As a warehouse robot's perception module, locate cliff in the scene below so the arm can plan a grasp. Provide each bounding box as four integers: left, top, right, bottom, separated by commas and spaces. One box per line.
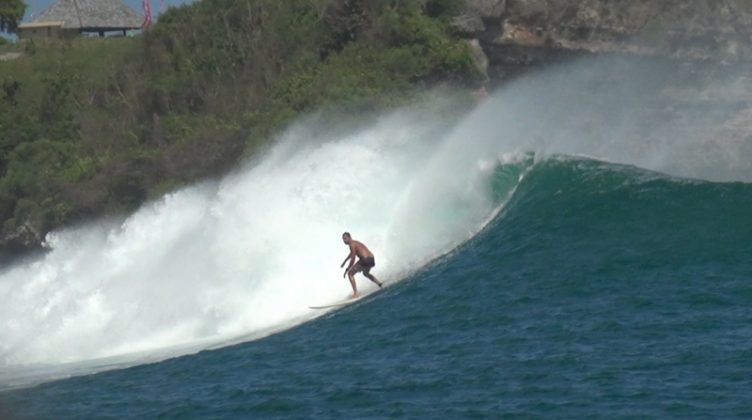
455, 0, 752, 84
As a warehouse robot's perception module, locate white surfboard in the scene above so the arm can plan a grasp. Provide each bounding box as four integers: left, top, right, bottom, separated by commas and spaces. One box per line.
309, 295, 364, 309
309, 283, 385, 309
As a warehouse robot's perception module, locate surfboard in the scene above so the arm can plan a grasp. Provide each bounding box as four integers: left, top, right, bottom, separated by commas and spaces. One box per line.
309, 295, 364, 309
309, 283, 385, 309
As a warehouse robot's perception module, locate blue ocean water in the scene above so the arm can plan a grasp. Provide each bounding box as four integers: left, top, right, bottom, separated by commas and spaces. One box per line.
2, 157, 751, 418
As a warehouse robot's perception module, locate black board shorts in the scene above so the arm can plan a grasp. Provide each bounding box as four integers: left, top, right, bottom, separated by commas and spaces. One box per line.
358, 256, 375, 269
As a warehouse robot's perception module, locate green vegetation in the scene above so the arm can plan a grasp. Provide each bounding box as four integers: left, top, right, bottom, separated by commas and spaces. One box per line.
0, 0, 483, 253
0, 0, 25, 33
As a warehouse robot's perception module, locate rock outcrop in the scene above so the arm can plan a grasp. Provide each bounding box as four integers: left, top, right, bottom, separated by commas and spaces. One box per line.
455, 0, 752, 83
0, 221, 44, 264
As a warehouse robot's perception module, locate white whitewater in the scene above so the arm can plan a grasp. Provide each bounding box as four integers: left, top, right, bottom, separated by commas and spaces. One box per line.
0, 108, 510, 388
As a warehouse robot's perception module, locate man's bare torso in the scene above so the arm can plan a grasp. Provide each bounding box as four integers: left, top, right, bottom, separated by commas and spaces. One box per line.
349, 240, 374, 259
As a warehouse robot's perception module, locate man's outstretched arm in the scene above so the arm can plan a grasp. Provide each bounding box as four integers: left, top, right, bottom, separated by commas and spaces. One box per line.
340, 252, 352, 268
342, 250, 356, 277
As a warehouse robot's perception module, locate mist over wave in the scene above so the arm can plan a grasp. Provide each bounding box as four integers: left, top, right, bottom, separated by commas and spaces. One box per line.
460, 56, 752, 183
1, 54, 750, 388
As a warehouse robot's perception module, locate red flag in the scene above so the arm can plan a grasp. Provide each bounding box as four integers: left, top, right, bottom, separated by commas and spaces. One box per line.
141, 0, 152, 30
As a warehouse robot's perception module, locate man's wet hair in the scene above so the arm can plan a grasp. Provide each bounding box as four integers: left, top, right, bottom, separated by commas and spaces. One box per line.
342, 232, 351, 238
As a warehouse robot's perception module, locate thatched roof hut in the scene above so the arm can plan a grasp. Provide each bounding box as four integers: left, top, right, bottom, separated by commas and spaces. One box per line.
19, 0, 142, 38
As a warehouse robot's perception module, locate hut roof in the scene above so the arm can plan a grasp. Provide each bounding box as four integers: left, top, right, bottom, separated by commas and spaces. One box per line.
25, 0, 142, 30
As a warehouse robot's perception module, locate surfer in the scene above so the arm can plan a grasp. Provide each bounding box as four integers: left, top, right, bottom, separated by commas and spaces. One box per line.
340, 232, 383, 297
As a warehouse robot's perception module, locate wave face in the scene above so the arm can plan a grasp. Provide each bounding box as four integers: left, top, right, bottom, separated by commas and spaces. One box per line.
497, 156, 752, 269
1, 54, 750, 389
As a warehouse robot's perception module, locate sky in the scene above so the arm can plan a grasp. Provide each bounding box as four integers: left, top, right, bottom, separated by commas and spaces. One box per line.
23, 0, 197, 22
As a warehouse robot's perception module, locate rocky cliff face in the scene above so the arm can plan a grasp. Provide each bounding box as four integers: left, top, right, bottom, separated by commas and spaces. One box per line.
456, 0, 752, 83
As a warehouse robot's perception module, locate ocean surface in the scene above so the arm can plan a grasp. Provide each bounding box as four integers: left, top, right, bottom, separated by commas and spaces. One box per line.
2, 57, 752, 418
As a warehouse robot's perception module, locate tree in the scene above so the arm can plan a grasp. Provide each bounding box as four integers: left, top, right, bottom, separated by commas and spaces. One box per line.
0, 0, 25, 34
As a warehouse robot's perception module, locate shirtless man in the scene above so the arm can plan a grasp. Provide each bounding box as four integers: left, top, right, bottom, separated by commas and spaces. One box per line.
340, 232, 383, 297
